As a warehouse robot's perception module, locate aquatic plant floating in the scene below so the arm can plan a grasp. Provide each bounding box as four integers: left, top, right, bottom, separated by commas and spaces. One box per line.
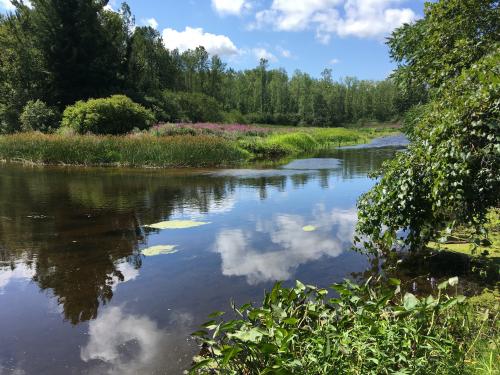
302, 225, 317, 232
142, 245, 178, 257
144, 220, 211, 230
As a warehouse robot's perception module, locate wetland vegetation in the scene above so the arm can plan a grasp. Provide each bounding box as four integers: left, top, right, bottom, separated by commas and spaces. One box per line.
0, 0, 497, 374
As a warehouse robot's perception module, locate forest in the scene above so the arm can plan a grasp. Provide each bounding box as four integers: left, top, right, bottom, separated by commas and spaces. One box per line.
0, 0, 403, 134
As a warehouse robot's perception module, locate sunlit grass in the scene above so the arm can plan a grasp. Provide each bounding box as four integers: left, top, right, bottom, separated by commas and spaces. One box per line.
0, 125, 400, 168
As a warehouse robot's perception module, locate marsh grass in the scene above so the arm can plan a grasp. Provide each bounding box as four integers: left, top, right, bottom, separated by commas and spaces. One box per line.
0, 126, 399, 168
0, 133, 249, 167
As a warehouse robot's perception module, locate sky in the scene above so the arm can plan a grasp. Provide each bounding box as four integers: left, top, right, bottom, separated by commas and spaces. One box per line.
0, 0, 427, 80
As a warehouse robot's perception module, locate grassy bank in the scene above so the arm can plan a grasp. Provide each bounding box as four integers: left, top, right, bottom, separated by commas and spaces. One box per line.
0, 124, 399, 168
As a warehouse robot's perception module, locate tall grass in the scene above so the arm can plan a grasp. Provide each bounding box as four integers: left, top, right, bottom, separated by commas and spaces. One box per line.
0, 133, 250, 167
239, 128, 370, 158
0, 126, 399, 168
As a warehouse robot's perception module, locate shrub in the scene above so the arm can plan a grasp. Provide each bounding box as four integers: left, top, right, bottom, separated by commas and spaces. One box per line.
20, 100, 60, 133
61, 95, 155, 135
191, 278, 471, 374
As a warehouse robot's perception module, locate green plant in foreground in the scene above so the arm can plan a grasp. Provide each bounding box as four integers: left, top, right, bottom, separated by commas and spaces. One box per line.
190, 277, 473, 375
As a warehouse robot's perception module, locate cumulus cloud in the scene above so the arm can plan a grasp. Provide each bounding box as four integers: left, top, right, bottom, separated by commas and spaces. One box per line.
212, 0, 250, 16
253, 47, 278, 62
162, 27, 239, 56
253, 0, 416, 42
214, 207, 358, 284
330, 58, 340, 64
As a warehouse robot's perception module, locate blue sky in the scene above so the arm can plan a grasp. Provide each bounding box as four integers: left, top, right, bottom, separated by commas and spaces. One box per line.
1, 0, 426, 80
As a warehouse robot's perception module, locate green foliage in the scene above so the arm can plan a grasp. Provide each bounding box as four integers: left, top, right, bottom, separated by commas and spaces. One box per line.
28, 0, 124, 106
20, 100, 60, 133
0, 2, 403, 133
0, 133, 250, 167
0, 126, 394, 167
239, 128, 366, 159
389, 0, 499, 92
358, 0, 499, 251
61, 95, 155, 135
176, 91, 223, 123
191, 278, 470, 374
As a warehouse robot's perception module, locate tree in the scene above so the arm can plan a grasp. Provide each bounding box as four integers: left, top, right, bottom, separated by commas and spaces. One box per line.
357, 0, 499, 251
28, 0, 125, 107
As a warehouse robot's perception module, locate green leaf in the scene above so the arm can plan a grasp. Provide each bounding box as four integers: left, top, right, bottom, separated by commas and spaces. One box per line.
403, 293, 419, 310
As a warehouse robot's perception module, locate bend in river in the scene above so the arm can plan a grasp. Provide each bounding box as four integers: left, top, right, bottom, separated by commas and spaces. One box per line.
1, 136, 478, 374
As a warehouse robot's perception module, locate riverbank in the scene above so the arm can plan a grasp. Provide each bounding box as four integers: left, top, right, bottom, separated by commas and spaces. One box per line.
0, 125, 399, 168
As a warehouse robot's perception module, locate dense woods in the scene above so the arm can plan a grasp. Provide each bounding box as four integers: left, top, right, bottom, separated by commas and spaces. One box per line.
0, 0, 402, 134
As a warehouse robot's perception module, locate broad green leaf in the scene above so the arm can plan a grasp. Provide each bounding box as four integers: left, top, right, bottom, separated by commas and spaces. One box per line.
403, 293, 419, 310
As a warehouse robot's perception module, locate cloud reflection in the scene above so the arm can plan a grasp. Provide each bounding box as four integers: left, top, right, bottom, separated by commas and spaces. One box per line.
81, 307, 163, 375
81, 307, 195, 375
0, 263, 35, 293
214, 206, 357, 284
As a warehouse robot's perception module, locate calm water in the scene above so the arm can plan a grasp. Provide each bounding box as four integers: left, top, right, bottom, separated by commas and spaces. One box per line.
0, 136, 409, 374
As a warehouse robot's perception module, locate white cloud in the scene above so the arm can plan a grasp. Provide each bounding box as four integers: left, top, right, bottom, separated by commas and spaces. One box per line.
212, 0, 250, 16
162, 26, 240, 56
330, 58, 340, 64
0, 0, 14, 10
253, 47, 278, 62
214, 207, 358, 284
142, 18, 159, 29
253, 0, 417, 42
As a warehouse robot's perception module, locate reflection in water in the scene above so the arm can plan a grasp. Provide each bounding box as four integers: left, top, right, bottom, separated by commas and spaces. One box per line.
81, 307, 163, 373
81, 306, 197, 375
0, 140, 406, 374
215, 207, 357, 284
0, 262, 35, 292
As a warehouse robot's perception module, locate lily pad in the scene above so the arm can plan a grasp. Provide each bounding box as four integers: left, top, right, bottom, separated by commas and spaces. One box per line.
141, 245, 178, 257
144, 220, 211, 230
302, 225, 317, 232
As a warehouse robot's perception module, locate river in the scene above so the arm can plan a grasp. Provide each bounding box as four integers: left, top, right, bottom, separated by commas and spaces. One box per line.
0, 136, 434, 374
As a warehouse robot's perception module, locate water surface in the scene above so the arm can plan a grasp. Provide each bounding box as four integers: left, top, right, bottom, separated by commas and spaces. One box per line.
1, 137, 407, 374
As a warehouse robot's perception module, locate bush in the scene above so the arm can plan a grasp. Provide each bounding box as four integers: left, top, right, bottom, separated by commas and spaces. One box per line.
191, 278, 470, 374
61, 95, 155, 135
20, 100, 60, 133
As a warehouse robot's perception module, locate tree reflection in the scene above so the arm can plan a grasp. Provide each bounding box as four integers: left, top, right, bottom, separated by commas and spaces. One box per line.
0, 146, 395, 324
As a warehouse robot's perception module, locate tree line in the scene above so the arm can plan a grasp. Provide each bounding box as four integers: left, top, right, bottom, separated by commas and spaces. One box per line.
0, 0, 404, 133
